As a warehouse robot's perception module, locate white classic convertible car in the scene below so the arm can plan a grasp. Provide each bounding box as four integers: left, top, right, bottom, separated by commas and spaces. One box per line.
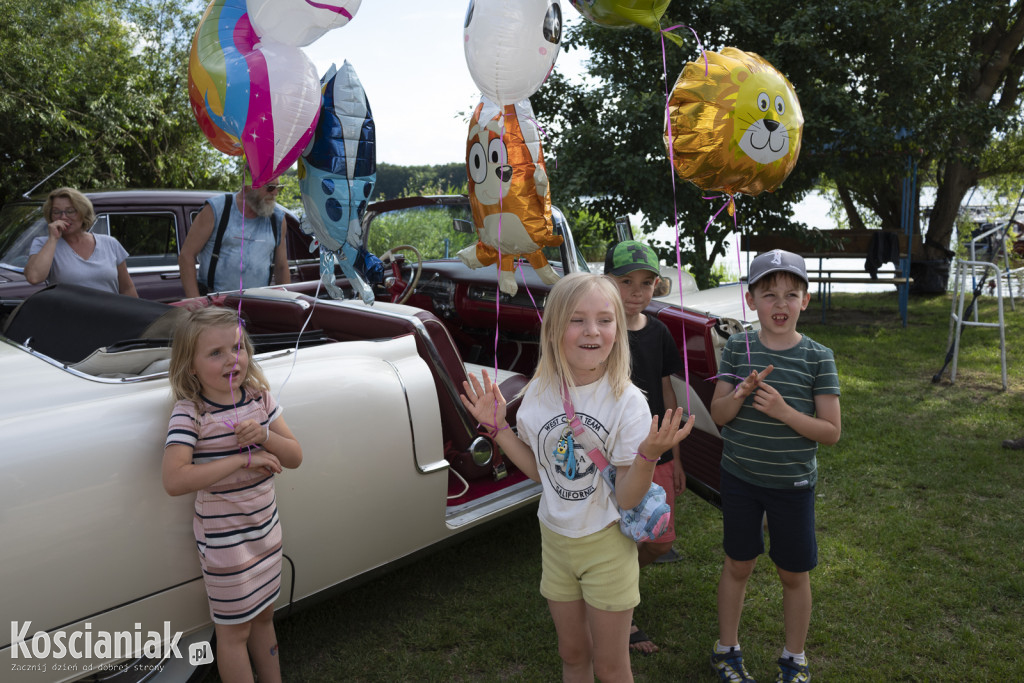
0, 195, 743, 682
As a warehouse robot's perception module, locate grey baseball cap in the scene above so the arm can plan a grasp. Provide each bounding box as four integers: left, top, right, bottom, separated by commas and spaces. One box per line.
747, 249, 808, 286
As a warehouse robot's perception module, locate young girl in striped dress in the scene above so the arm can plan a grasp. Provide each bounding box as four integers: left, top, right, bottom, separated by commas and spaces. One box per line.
163, 307, 302, 683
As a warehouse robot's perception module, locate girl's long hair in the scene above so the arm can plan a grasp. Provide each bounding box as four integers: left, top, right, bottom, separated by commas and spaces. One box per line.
531, 272, 631, 398
168, 307, 270, 414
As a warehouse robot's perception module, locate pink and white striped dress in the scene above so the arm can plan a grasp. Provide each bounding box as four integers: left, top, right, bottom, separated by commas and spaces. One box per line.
166, 388, 283, 625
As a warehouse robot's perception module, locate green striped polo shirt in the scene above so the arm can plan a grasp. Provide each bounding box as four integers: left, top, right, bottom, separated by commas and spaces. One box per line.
718, 332, 840, 490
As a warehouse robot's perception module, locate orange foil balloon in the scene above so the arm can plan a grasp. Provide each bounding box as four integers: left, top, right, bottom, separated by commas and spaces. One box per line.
665, 48, 803, 196
457, 97, 563, 296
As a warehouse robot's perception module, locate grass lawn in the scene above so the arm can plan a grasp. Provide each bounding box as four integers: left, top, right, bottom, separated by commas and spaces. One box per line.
226, 292, 1024, 681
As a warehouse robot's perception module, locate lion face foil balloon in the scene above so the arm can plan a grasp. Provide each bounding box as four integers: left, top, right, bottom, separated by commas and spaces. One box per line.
456, 97, 563, 296
665, 48, 803, 196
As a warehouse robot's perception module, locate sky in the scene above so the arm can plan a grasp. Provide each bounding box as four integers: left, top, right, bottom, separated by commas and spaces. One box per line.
303, 1, 590, 167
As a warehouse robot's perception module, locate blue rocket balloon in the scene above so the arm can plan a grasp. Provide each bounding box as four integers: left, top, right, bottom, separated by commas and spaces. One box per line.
299, 60, 377, 303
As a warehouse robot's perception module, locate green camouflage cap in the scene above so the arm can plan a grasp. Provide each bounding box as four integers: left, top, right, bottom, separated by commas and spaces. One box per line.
604, 241, 660, 276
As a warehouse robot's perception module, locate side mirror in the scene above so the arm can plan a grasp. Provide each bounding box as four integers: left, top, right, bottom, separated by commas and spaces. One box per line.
452, 218, 474, 234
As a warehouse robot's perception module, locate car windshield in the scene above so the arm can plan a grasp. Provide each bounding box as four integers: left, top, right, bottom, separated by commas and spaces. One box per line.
366, 202, 477, 260
0, 201, 104, 271
364, 200, 589, 272
0, 202, 47, 271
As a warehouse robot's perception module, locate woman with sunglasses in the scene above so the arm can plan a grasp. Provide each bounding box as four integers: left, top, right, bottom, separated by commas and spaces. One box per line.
178, 180, 291, 298
25, 187, 138, 296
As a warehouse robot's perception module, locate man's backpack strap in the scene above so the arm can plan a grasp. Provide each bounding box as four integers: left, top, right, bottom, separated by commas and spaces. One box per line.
205, 193, 234, 293
268, 210, 281, 281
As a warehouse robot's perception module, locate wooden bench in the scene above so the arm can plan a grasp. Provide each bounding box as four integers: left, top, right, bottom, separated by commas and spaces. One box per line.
741, 229, 923, 324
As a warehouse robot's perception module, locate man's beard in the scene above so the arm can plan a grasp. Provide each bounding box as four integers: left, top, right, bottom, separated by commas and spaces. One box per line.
244, 188, 277, 217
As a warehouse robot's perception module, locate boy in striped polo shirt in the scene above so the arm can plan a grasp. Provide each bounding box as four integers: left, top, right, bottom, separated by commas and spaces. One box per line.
708, 250, 842, 683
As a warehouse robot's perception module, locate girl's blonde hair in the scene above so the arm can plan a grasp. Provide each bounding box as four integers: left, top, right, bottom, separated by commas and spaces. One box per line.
43, 187, 96, 227
531, 272, 632, 398
168, 307, 270, 413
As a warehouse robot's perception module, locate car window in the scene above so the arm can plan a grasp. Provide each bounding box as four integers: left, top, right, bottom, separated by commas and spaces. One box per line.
97, 212, 179, 268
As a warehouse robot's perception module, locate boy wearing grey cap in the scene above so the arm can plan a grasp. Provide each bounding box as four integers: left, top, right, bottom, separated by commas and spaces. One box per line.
708, 249, 842, 683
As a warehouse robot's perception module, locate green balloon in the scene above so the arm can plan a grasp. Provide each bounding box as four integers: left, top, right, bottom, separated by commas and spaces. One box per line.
568, 0, 672, 33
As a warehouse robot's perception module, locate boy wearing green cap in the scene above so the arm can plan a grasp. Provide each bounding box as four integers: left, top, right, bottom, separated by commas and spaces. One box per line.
604, 240, 686, 654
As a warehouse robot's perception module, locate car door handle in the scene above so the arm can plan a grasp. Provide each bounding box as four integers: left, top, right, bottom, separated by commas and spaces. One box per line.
160, 272, 181, 280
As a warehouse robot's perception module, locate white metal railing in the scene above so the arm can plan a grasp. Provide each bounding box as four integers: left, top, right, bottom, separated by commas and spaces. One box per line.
947, 259, 1007, 390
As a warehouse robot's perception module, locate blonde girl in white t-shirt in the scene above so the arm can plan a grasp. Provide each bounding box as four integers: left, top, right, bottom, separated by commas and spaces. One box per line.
461, 272, 694, 682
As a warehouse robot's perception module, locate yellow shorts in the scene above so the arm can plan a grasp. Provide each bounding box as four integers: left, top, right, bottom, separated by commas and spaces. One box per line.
539, 521, 640, 612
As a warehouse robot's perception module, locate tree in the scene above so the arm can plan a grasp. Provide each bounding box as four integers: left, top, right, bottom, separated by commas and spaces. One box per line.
0, 0, 234, 208
533, 1, 1024, 285
754, 1, 1024, 259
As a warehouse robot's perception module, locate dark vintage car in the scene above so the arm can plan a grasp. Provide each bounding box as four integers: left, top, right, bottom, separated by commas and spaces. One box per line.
0, 193, 741, 682
0, 190, 320, 302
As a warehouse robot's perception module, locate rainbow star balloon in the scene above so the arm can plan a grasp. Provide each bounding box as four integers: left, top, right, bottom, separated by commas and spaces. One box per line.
188, 0, 321, 187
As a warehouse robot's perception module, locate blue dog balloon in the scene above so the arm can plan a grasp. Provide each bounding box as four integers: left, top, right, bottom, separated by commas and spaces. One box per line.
299, 60, 376, 303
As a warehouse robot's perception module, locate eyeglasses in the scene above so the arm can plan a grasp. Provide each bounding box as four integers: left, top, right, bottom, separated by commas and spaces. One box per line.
262, 184, 282, 192
52, 208, 78, 217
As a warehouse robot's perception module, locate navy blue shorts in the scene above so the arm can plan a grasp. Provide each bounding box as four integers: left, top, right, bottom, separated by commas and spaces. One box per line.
720, 469, 818, 573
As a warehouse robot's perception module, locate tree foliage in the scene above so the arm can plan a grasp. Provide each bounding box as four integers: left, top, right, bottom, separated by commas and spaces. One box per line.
0, 0, 235, 208
533, 0, 1024, 285
375, 163, 467, 200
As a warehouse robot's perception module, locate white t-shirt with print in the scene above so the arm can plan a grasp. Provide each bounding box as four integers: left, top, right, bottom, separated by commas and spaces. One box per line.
516, 375, 651, 538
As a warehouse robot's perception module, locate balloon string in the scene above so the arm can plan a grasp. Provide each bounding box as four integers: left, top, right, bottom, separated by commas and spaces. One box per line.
701, 194, 734, 233
274, 277, 321, 405
492, 110, 506, 392
516, 261, 545, 326
229, 165, 248, 456
708, 372, 746, 383
660, 24, 708, 76
731, 205, 753, 366
525, 116, 556, 171
660, 26, 691, 414
700, 194, 752, 365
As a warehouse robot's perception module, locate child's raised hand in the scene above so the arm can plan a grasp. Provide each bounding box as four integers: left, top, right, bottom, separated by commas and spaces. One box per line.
234, 419, 268, 449
460, 370, 507, 432
637, 408, 696, 461
733, 364, 774, 399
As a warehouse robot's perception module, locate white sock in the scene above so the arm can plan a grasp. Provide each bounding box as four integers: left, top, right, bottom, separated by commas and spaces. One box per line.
782, 647, 806, 665
716, 640, 740, 654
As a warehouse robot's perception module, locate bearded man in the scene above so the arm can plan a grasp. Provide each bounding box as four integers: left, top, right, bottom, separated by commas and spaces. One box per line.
179, 181, 292, 297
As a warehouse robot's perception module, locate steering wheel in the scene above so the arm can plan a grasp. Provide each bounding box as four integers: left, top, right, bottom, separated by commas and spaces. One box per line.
379, 244, 423, 305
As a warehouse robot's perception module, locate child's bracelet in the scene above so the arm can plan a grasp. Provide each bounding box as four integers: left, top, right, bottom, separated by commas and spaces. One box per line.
634, 451, 658, 464
261, 426, 270, 445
